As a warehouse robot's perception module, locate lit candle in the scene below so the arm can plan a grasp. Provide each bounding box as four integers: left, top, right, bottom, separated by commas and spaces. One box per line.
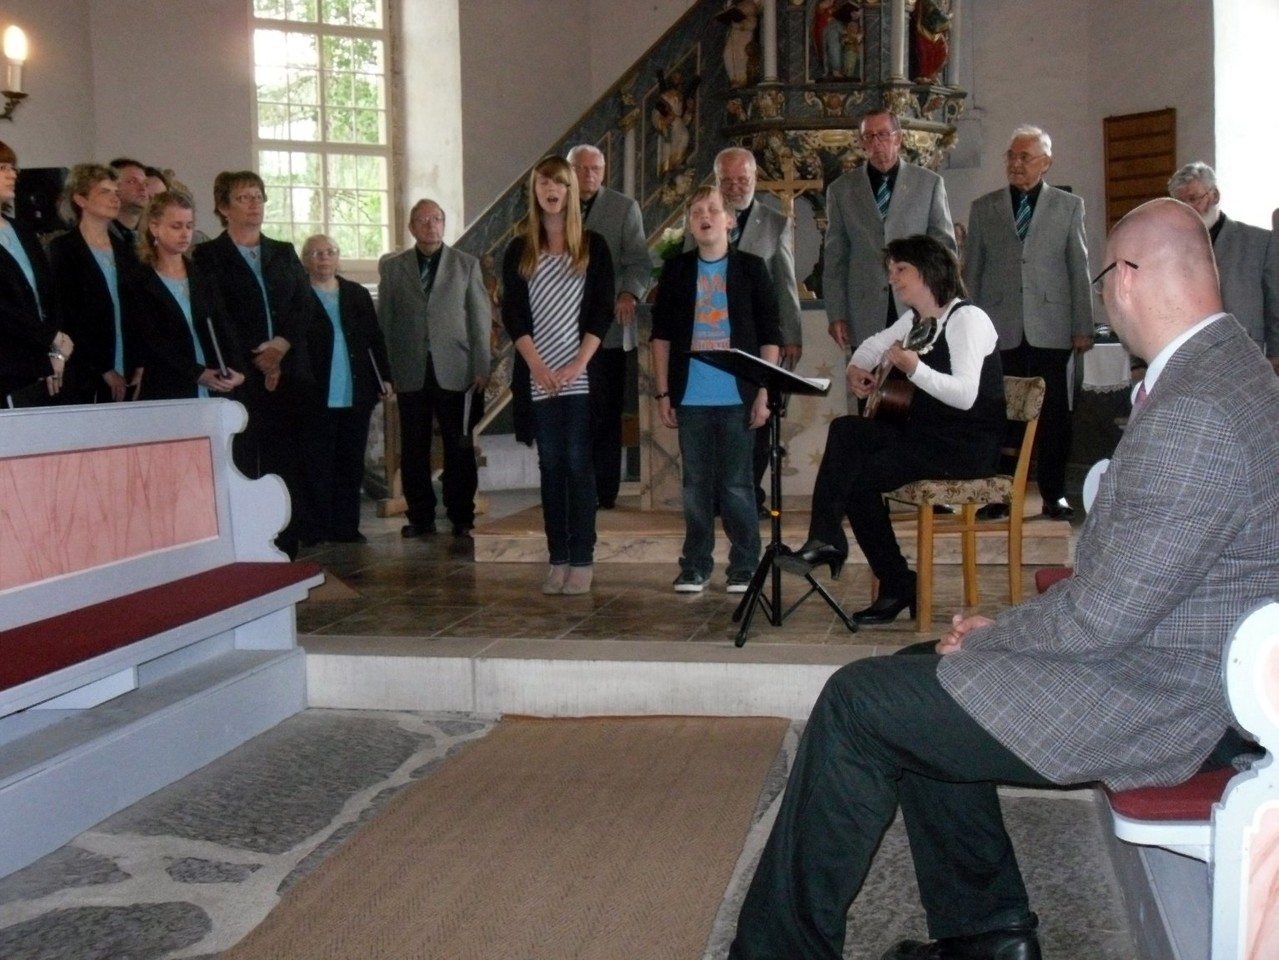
4, 26, 28, 94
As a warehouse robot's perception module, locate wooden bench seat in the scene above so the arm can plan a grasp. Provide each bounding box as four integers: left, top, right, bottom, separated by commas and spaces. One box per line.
0, 399, 324, 877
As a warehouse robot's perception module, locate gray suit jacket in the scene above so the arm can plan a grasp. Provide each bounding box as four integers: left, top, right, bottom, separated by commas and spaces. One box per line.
822, 162, 955, 346
1214, 215, 1279, 357
376, 244, 490, 393
963, 183, 1093, 350
940, 316, 1279, 790
583, 187, 651, 350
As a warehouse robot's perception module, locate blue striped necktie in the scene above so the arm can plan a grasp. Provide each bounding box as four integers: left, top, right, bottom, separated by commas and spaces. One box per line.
420, 259, 433, 298
1015, 193, 1032, 241
875, 178, 891, 220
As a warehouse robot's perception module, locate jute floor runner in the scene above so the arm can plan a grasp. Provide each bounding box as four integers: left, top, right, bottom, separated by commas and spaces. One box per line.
223, 715, 789, 960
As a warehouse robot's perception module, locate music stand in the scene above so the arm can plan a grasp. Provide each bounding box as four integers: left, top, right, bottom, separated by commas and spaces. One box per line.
692, 349, 858, 646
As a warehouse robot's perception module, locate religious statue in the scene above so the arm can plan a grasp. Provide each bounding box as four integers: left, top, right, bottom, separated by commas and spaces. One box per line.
717, 0, 760, 88
651, 68, 700, 176
912, 0, 952, 84
811, 1, 861, 81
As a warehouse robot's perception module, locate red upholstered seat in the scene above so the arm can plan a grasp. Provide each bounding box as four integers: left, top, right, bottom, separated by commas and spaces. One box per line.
0, 562, 322, 692
1104, 766, 1236, 822
1034, 566, 1073, 594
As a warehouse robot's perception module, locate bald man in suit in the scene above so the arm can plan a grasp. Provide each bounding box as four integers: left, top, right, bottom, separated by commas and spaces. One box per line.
964, 125, 1093, 521
823, 109, 955, 351
730, 196, 1279, 960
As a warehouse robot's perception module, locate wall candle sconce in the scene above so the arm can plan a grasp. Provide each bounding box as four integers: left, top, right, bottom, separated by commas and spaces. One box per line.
2, 26, 28, 122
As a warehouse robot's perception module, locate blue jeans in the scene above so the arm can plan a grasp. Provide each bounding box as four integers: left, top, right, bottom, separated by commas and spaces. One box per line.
676, 404, 759, 580
533, 393, 596, 566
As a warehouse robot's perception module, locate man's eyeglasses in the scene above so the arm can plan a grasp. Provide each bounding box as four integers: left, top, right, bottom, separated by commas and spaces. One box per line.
718, 177, 753, 188
1091, 259, 1139, 294
233, 193, 266, 205
1005, 151, 1047, 165
304, 247, 339, 258
412, 215, 444, 226
862, 132, 900, 143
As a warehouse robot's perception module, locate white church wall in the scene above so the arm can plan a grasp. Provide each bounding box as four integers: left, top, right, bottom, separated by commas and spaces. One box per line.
88, 0, 255, 239
0, 1, 96, 171
459, 0, 693, 222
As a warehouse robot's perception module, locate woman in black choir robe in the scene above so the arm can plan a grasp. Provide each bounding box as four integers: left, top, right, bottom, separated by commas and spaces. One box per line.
0, 139, 73, 407
127, 191, 245, 401
49, 163, 144, 403
296, 233, 394, 545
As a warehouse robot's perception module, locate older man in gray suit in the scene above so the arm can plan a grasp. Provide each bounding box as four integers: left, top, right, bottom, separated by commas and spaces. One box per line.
711, 146, 803, 515
1169, 161, 1279, 373
823, 109, 955, 351
568, 144, 651, 509
965, 125, 1093, 521
378, 199, 490, 538
729, 197, 1279, 960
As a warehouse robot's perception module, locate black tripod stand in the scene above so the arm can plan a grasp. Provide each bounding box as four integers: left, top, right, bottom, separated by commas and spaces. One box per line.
691, 350, 858, 647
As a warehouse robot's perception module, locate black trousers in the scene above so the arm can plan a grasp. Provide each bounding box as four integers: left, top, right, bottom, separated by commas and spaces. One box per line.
398, 358, 478, 529
298, 404, 375, 541
233, 385, 308, 559
1000, 342, 1072, 504
588, 346, 626, 506
807, 416, 996, 596
728, 645, 1051, 960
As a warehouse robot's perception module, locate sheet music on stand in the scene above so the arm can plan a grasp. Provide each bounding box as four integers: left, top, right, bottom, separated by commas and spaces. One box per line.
692, 348, 830, 396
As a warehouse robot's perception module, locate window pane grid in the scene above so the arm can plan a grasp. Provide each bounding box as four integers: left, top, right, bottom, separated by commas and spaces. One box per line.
251, 0, 389, 261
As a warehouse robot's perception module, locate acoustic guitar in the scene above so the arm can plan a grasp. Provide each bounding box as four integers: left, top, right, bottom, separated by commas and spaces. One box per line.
863, 312, 937, 423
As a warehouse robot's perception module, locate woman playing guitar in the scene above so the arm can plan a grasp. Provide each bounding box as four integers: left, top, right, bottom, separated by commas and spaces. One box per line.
781, 235, 1005, 624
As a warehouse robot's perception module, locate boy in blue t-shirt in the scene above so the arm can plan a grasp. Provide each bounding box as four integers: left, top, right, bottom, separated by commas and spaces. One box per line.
651, 186, 782, 593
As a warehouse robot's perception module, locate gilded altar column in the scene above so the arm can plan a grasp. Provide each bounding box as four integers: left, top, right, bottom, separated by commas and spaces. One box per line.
618, 85, 640, 198
889, 0, 908, 81
762, 0, 778, 83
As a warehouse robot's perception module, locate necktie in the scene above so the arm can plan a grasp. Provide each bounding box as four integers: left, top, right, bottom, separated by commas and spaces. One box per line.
1015, 193, 1032, 241
730, 210, 744, 246
419, 259, 433, 298
1133, 380, 1149, 411
875, 178, 891, 220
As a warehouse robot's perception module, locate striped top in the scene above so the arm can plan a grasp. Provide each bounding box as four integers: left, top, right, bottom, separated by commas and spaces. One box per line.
528, 252, 588, 401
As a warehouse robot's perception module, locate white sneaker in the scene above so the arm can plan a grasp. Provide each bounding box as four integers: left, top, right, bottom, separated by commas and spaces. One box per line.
673, 570, 708, 593
726, 575, 751, 593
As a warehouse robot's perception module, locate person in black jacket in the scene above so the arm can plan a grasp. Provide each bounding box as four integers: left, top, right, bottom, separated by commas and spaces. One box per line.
194, 170, 316, 557
297, 234, 393, 545
501, 155, 615, 596
49, 163, 143, 404
128, 191, 244, 401
0, 139, 72, 407
650, 186, 781, 594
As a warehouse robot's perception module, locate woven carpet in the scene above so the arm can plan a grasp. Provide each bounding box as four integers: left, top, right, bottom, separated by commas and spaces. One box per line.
222, 715, 789, 960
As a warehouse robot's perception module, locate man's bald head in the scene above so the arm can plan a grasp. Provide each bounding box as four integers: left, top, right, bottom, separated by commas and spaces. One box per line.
1102, 198, 1222, 360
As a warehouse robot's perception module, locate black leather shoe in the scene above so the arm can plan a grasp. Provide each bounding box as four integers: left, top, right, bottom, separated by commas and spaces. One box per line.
1041, 498, 1074, 521
853, 593, 917, 624
778, 539, 846, 579
880, 914, 1041, 960
401, 522, 437, 538
977, 504, 1009, 521
452, 524, 474, 537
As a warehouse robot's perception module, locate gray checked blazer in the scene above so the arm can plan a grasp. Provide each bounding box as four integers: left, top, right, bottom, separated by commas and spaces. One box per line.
822, 162, 955, 346
685, 195, 803, 346
939, 316, 1279, 791
1213, 215, 1279, 357
376, 244, 490, 394
963, 183, 1093, 350
582, 187, 652, 350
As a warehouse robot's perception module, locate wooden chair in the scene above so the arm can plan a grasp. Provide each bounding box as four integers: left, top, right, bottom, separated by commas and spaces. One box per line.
883, 375, 1046, 631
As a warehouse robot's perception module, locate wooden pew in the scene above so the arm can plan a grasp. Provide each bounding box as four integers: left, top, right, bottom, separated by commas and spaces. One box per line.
0, 399, 323, 877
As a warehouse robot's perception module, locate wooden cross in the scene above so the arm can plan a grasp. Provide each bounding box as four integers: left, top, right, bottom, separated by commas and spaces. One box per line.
755, 155, 823, 221
755, 155, 824, 298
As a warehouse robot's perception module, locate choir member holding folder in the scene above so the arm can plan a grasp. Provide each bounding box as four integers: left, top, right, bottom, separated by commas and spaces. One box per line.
127, 191, 244, 400
296, 233, 393, 545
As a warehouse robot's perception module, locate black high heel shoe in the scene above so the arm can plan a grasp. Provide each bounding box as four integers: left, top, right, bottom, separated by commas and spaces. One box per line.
778, 539, 847, 580
852, 594, 917, 625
